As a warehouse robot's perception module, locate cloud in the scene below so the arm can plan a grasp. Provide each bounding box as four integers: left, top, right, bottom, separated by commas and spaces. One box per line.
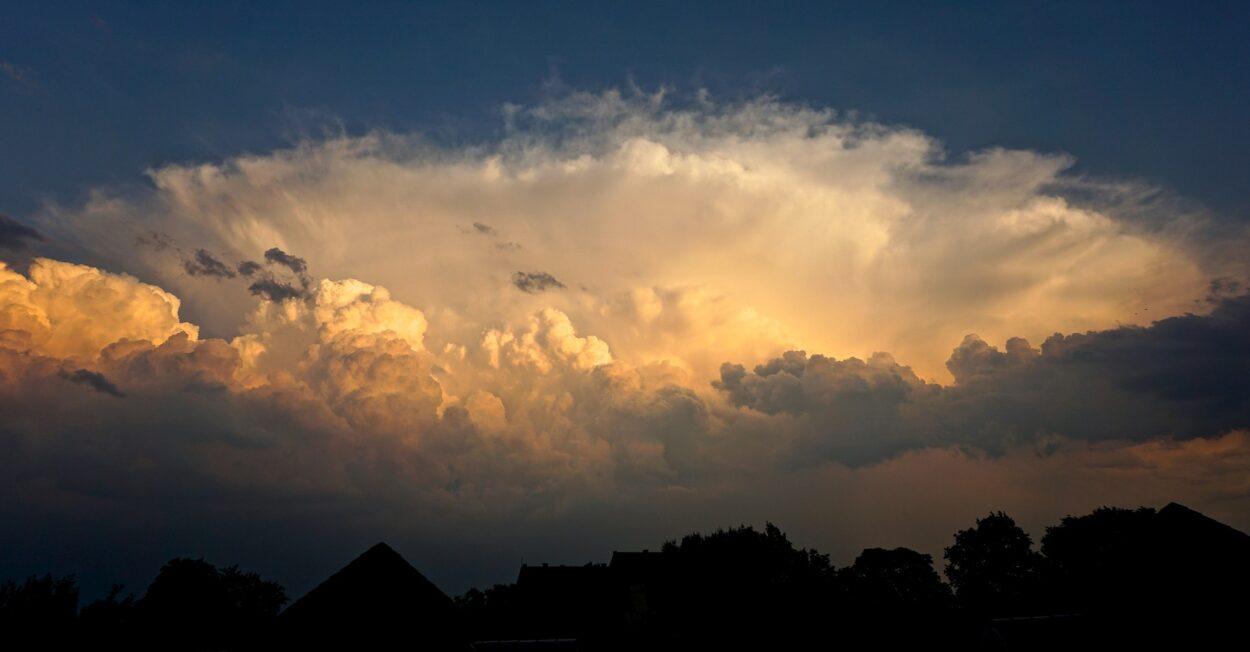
247, 278, 305, 302
58, 368, 125, 397
715, 293, 1250, 464
9, 87, 1245, 503
242, 277, 430, 353
0, 61, 38, 94
7, 249, 1242, 494
938, 294, 1250, 444
1, 61, 30, 83
134, 231, 174, 252
512, 271, 565, 293
264, 247, 308, 277
715, 350, 938, 465
36, 89, 1237, 383
237, 260, 262, 277
183, 249, 237, 279
0, 214, 43, 250
480, 307, 610, 372
0, 259, 197, 360
1, 252, 1249, 600
7, 88, 1250, 594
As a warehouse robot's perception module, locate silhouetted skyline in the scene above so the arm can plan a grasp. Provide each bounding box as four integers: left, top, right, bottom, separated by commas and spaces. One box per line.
4, 502, 1247, 649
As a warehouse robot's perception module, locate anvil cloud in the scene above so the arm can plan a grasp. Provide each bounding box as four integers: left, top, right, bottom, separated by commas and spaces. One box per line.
4, 91, 1249, 591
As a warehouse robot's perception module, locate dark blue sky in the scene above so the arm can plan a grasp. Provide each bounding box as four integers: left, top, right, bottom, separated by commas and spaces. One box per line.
2, 1, 1248, 221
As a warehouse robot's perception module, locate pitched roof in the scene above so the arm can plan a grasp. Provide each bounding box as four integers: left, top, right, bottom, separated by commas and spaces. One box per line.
1158, 502, 1250, 545
279, 542, 464, 649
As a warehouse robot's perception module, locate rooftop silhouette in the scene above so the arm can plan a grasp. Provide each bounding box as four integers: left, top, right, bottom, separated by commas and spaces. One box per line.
3, 503, 1248, 650
277, 542, 465, 651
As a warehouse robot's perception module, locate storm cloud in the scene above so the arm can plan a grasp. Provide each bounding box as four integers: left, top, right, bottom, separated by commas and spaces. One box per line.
264, 247, 308, 277
716, 294, 1250, 464
512, 271, 566, 294
247, 278, 307, 302
183, 249, 236, 279
4, 89, 1250, 597
58, 368, 125, 397
236, 260, 262, 277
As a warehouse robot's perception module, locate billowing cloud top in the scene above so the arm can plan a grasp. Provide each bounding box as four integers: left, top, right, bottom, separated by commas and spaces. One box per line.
4, 91, 1250, 588
1, 259, 197, 360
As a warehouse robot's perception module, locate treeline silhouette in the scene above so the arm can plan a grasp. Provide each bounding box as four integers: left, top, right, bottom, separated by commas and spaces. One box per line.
1, 558, 286, 651
460, 504, 1250, 649
3, 502, 1247, 650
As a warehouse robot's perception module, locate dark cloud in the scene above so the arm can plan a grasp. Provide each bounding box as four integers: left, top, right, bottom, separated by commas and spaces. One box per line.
236, 261, 262, 277
472, 222, 494, 235
0, 214, 44, 250
941, 293, 1250, 440
264, 247, 308, 276
134, 231, 173, 252
512, 271, 566, 293
715, 351, 938, 465
182, 249, 236, 279
1208, 277, 1244, 302
3, 279, 1249, 603
716, 295, 1250, 465
248, 278, 306, 302
58, 368, 124, 398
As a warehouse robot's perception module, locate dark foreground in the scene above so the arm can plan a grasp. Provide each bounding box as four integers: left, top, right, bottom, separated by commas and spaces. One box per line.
3, 502, 1248, 650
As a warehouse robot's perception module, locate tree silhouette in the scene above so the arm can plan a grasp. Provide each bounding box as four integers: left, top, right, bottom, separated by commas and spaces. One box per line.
79, 584, 137, 647
0, 574, 79, 648
647, 523, 837, 647
841, 547, 951, 609
4, 502, 1248, 649
944, 511, 1042, 615
1040, 506, 1156, 611
456, 582, 524, 641
138, 558, 287, 651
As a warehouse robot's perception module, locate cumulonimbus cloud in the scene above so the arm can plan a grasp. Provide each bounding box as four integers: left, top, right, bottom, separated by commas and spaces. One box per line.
4, 89, 1250, 573
2, 250, 1247, 498
35, 89, 1241, 383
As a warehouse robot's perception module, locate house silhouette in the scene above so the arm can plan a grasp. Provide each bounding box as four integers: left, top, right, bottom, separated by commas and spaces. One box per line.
276, 542, 466, 651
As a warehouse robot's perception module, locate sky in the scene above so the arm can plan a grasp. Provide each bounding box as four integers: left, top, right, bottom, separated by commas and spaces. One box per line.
2, 1, 1250, 600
